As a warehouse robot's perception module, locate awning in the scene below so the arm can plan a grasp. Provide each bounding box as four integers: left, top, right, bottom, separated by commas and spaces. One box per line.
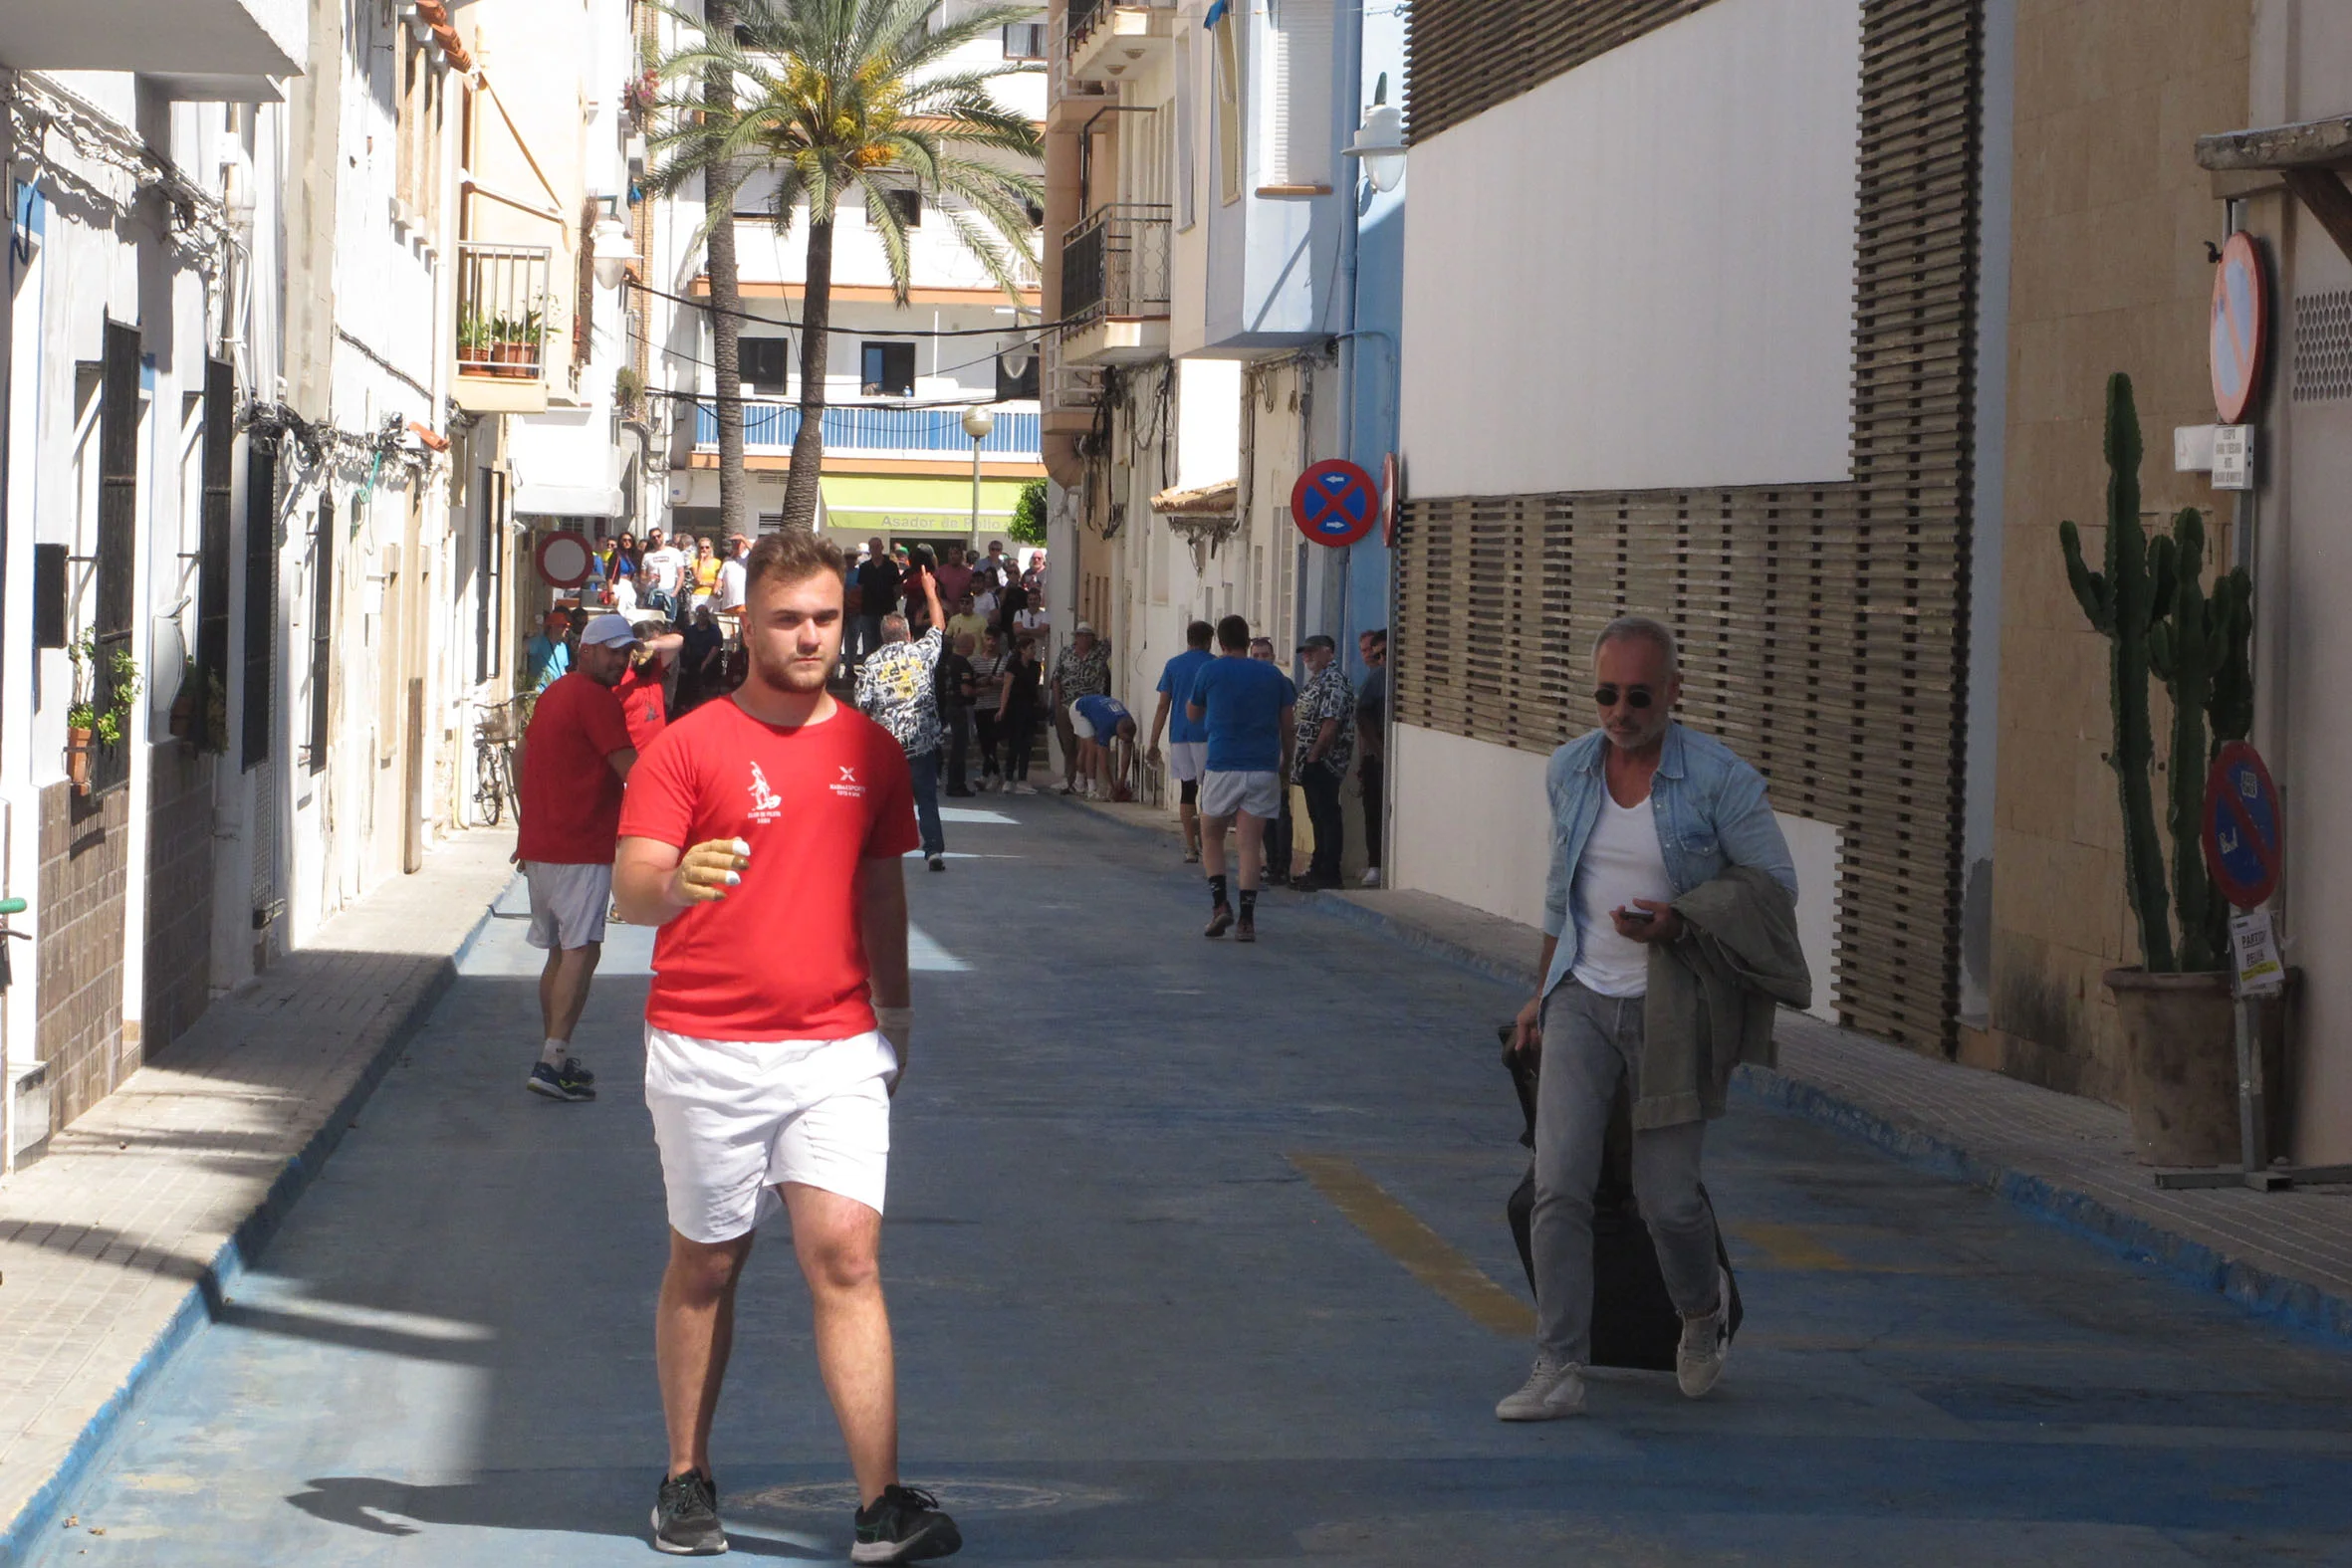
818, 473, 1029, 533
2196, 113, 2352, 265
510, 411, 624, 518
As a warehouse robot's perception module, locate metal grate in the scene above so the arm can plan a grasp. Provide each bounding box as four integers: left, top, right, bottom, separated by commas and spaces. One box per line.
1406, 0, 1720, 144
1395, 0, 1983, 1055
2292, 290, 2352, 401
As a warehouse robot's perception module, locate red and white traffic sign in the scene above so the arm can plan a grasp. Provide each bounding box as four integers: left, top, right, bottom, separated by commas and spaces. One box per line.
536, 530, 595, 589
2210, 231, 2267, 425
1292, 459, 1380, 549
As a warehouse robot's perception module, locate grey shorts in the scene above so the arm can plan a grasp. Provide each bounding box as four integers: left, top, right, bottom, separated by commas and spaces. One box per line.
524, 861, 612, 951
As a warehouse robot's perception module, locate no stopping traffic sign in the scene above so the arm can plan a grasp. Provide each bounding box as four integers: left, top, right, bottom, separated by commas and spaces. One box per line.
1291, 460, 1380, 549
2203, 740, 2283, 910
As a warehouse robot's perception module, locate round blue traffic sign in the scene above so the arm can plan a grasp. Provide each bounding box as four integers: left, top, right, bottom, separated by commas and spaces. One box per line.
2203, 740, 2282, 910
1291, 460, 1380, 548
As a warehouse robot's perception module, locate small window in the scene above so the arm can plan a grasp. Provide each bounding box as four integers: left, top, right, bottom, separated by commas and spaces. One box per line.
741, 336, 791, 393
306, 498, 336, 773
1003, 20, 1047, 59
1211, 3, 1242, 205
866, 188, 922, 229
861, 341, 916, 398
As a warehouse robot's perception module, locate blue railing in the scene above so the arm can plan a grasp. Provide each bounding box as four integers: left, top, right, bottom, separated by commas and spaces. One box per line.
692, 402, 1041, 455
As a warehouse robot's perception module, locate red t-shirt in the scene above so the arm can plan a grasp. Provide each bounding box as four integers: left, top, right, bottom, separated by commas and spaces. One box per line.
614, 660, 669, 752
518, 672, 632, 863
618, 697, 919, 1040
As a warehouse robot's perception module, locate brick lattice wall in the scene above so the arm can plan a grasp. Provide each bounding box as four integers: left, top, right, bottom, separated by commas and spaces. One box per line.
141, 744, 217, 1059
35, 783, 129, 1131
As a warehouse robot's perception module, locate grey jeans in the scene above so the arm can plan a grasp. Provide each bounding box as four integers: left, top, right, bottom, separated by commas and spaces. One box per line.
1531, 981, 1722, 1364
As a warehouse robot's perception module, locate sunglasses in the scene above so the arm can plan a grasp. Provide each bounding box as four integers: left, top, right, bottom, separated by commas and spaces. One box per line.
1592, 685, 1656, 710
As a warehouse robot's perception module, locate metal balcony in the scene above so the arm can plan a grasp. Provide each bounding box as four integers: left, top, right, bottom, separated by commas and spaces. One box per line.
1063, 0, 1175, 85
2, 0, 305, 98
1058, 204, 1171, 363
454, 243, 553, 414
693, 402, 1043, 458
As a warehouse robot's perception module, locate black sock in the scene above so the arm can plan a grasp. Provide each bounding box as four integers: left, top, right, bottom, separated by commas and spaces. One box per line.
1240, 888, 1258, 916
1209, 874, 1229, 907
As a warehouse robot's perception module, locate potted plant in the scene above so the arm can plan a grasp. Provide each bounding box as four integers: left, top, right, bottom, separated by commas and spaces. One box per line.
62, 632, 141, 794
167, 656, 202, 743
458, 309, 495, 374
2060, 372, 2263, 1166
489, 315, 527, 377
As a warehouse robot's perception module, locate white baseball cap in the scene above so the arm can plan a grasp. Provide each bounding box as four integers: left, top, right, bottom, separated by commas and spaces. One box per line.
580, 613, 642, 649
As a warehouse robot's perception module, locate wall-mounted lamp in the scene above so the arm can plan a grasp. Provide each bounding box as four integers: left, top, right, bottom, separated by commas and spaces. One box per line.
1344, 73, 1407, 194
590, 195, 631, 290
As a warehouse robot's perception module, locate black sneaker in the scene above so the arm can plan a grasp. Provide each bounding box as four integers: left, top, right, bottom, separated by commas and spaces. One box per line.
652, 1468, 726, 1555
852, 1483, 961, 1564
526, 1059, 596, 1102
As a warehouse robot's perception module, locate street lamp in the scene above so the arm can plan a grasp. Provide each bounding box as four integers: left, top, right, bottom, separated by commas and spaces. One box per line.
962, 406, 996, 555
1344, 76, 1408, 194
590, 196, 631, 291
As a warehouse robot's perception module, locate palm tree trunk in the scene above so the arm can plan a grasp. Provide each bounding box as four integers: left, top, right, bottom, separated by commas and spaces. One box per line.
780, 216, 833, 532
703, 0, 746, 538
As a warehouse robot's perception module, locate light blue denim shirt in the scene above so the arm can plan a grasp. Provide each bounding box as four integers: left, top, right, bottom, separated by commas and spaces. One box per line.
1540, 722, 1797, 1002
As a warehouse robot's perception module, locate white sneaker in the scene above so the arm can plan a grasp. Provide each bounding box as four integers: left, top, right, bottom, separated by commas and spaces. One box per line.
1360, 867, 1382, 888
1676, 1266, 1732, 1399
1495, 1355, 1585, 1421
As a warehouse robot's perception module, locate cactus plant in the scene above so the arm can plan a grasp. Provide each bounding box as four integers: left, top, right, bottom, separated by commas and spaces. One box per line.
2147, 508, 2254, 972
2060, 374, 2256, 976
2060, 373, 2176, 973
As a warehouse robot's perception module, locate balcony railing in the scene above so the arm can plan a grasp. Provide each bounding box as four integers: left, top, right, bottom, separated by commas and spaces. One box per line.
456, 243, 553, 380
1059, 203, 1172, 323
1066, 0, 1110, 53
693, 402, 1042, 455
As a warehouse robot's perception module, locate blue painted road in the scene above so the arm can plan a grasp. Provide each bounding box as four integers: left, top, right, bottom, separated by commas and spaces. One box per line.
29, 798, 2352, 1564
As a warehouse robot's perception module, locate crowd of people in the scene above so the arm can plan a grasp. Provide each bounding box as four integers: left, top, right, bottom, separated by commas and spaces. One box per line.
503, 514, 1807, 1561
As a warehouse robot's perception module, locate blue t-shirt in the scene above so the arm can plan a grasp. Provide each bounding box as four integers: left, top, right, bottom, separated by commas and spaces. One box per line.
1188, 656, 1293, 774
1073, 693, 1132, 739
1155, 648, 1216, 744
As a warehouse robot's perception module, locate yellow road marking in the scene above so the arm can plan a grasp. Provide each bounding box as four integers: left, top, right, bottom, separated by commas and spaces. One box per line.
1290, 1153, 1535, 1338
1725, 1221, 1967, 1275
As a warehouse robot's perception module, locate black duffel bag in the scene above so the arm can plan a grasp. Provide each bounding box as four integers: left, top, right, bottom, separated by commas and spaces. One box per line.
1502, 1026, 1743, 1372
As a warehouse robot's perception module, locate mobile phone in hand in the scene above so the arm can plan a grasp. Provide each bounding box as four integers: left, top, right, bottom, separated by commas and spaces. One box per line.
1619, 906, 1656, 925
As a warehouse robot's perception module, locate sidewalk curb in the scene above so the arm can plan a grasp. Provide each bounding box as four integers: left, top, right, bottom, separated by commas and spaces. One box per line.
1296, 887, 2352, 1348
0, 881, 509, 1562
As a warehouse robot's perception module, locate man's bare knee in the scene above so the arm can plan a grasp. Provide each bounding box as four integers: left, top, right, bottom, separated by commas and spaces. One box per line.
666, 1232, 751, 1300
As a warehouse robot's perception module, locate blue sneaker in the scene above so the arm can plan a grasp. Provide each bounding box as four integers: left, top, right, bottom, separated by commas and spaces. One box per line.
526, 1059, 596, 1101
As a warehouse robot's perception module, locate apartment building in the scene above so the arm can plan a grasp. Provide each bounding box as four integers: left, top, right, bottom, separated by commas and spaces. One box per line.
653, 0, 1048, 554
0, 0, 308, 1162
1038, 0, 1403, 828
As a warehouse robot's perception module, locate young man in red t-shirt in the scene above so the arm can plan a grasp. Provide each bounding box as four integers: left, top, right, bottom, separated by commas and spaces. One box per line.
517, 613, 642, 1103
613, 531, 958, 1563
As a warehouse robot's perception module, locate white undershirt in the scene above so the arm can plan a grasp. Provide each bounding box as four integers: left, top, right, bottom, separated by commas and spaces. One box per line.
1570, 790, 1674, 999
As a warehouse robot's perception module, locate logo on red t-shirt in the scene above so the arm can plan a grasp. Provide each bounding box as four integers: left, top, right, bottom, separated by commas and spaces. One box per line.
747, 762, 783, 820
832, 766, 865, 799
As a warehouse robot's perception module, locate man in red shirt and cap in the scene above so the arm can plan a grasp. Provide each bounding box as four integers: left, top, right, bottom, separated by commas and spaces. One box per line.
517, 611, 643, 1103
613, 530, 959, 1563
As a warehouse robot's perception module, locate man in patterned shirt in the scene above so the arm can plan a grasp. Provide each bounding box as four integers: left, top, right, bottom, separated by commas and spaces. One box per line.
1292, 633, 1355, 890
1050, 622, 1110, 795
855, 566, 948, 871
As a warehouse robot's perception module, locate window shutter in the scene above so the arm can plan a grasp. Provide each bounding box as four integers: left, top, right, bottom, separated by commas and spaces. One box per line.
1266, 0, 1333, 188
242, 443, 279, 772
196, 359, 235, 752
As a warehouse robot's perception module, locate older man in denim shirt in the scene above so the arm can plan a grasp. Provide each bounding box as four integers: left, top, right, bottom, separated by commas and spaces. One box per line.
1498, 615, 1796, 1422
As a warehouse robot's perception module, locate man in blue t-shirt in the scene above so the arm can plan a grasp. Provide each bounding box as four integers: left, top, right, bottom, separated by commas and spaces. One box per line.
1183, 614, 1295, 944
1070, 692, 1136, 801
1145, 620, 1218, 863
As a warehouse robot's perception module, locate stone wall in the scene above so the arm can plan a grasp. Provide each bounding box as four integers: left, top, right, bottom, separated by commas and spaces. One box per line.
35, 782, 129, 1130
141, 743, 217, 1059
1981, 0, 2252, 1098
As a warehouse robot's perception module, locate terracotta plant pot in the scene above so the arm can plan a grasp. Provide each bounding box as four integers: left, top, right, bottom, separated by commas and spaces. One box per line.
492, 341, 535, 379
2104, 967, 2293, 1167
65, 726, 93, 795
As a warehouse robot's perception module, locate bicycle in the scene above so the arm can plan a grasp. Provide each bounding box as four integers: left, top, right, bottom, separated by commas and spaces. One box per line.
472, 699, 526, 826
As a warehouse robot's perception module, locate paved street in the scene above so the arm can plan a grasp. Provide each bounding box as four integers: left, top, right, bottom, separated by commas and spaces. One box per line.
27, 800, 2352, 1566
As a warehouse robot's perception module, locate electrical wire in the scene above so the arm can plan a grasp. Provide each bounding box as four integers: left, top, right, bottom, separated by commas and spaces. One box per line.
626, 276, 1073, 338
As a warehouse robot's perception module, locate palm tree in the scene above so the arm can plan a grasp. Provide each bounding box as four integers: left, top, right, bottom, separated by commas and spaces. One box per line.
648, 0, 1045, 533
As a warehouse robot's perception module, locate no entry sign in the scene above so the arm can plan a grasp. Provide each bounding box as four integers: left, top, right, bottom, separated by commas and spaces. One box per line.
1291, 459, 1380, 549
537, 530, 595, 588
2203, 740, 2283, 910
2210, 231, 2267, 426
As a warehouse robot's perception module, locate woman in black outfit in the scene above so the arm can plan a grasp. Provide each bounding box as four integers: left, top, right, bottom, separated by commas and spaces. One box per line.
998, 634, 1043, 790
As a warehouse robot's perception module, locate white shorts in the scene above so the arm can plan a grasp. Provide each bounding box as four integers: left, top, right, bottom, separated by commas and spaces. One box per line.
643, 1026, 897, 1241
1070, 708, 1125, 742
1199, 769, 1281, 819
525, 861, 612, 951
1165, 741, 1207, 784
